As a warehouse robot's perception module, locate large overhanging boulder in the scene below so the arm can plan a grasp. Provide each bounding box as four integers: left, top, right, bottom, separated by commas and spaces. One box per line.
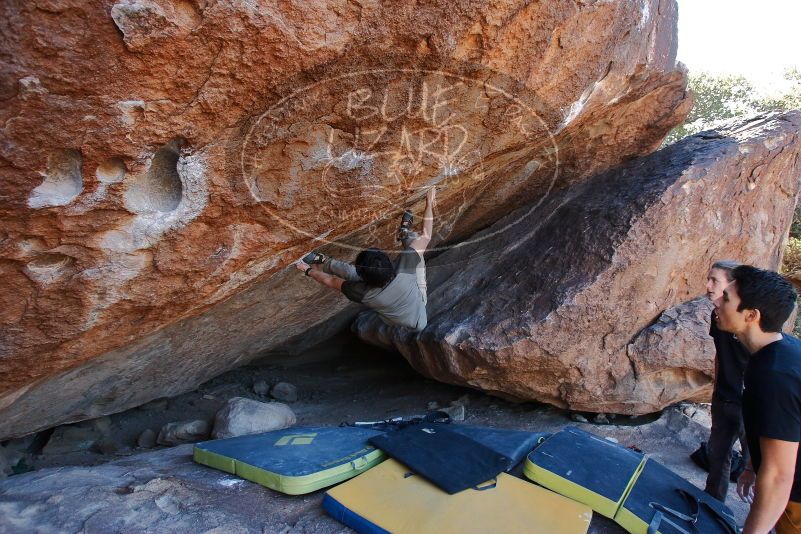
0, 0, 691, 438
353, 112, 801, 415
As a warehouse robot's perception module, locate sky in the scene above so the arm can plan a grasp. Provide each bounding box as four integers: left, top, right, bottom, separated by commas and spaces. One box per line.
676, 0, 801, 94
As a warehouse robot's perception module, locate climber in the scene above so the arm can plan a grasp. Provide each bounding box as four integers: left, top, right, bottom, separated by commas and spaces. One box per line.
295, 186, 435, 332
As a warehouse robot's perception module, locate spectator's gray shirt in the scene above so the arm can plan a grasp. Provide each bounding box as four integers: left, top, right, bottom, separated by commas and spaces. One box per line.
341, 248, 427, 331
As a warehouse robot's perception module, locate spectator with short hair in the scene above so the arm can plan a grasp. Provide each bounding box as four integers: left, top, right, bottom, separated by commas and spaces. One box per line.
713, 265, 800, 533
704, 259, 750, 502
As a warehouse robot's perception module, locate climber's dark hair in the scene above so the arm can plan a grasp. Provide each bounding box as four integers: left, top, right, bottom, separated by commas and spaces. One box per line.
355, 248, 395, 288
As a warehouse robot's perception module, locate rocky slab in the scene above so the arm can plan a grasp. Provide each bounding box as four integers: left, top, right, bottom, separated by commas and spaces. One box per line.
354, 112, 801, 415
0, 0, 689, 438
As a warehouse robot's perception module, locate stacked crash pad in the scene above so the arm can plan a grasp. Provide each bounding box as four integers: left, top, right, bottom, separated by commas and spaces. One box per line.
524, 426, 738, 534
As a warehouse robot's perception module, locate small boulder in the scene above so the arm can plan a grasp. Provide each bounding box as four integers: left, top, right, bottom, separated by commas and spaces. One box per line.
451, 394, 470, 407
156, 420, 210, 446
43, 425, 99, 455
426, 401, 440, 411
570, 413, 589, 423
137, 429, 157, 449
442, 404, 465, 421
0, 447, 13, 479
594, 413, 610, 425
92, 438, 120, 455
212, 397, 296, 439
252, 380, 269, 397
270, 382, 298, 403
139, 398, 169, 411
77, 416, 112, 436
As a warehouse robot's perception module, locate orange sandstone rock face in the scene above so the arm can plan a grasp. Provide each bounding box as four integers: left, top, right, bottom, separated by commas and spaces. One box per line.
354, 114, 801, 415
0, 0, 689, 438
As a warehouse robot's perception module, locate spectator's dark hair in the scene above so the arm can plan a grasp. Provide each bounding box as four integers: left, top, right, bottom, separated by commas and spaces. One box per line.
355, 248, 395, 288
731, 265, 797, 333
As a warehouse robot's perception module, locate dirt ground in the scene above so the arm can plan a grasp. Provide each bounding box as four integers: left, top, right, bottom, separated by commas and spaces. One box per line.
0, 331, 749, 532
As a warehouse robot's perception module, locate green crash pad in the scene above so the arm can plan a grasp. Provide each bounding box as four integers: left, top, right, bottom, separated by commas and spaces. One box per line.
524, 426, 737, 534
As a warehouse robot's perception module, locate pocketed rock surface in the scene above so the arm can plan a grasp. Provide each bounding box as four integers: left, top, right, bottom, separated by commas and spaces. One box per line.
0, 0, 689, 439
0, 343, 748, 533
354, 112, 801, 415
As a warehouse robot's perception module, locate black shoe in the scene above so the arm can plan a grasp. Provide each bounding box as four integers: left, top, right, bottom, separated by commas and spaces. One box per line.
397, 210, 413, 242
302, 252, 327, 264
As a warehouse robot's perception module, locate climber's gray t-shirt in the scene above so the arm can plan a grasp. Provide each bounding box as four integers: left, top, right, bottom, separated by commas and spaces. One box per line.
341, 248, 427, 331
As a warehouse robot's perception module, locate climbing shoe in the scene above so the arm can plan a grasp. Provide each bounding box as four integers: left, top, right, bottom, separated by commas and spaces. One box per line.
397, 210, 414, 242
302, 252, 327, 264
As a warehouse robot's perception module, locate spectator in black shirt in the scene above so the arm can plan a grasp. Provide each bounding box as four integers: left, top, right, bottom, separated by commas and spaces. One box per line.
714, 265, 800, 534
704, 260, 751, 502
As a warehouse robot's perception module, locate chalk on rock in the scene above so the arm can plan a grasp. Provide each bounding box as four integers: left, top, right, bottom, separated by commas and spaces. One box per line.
212, 397, 296, 439
252, 380, 269, 397
137, 429, 157, 449
270, 382, 297, 403
156, 420, 209, 446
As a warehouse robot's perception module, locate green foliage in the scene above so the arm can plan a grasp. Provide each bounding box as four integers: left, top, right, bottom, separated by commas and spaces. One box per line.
783, 237, 801, 276
791, 205, 801, 240
782, 238, 801, 339
756, 68, 801, 113
663, 69, 801, 146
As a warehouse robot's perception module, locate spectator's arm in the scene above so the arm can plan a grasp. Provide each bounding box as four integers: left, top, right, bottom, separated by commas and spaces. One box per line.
742, 437, 798, 534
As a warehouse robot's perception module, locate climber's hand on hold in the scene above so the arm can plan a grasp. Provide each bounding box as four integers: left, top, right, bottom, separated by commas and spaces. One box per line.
426, 186, 436, 207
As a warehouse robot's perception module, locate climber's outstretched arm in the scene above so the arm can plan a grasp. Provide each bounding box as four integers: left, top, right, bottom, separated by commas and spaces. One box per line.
295, 260, 344, 292
410, 186, 435, 255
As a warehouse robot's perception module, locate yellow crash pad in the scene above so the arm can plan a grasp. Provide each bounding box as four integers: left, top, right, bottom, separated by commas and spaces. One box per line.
324, 458, 592, 533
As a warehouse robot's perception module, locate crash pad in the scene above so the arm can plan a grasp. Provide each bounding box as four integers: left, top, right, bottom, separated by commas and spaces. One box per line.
523, 426, 738, 534
324, 458, 592, 533
523, 426, 644, 518
193, 426, 385, 495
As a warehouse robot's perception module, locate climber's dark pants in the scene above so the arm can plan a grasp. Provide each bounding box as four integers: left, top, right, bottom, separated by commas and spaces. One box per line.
704, 399, 747, 502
